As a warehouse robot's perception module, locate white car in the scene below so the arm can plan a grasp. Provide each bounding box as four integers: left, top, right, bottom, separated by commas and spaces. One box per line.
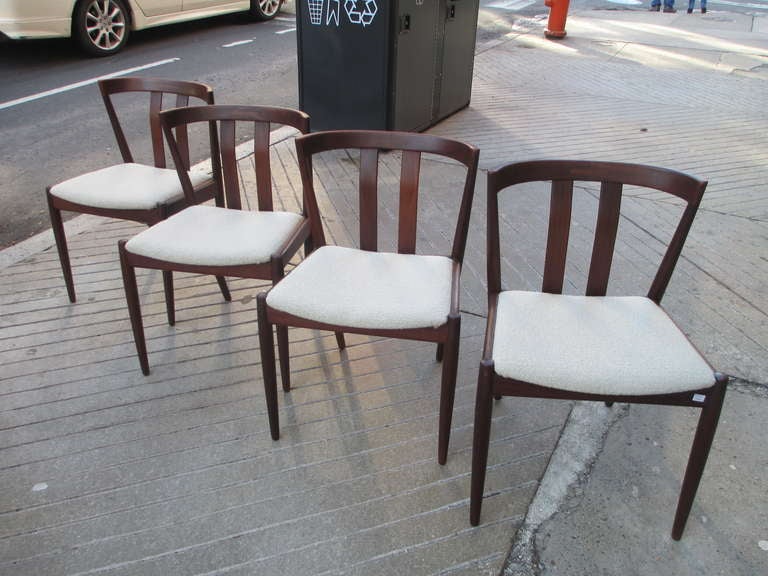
0, 0, 284, 56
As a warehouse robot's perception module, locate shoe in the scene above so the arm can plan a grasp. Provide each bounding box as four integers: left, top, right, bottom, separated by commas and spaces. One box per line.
702, 7, 707, 12
687, 8, 693, 12
663, 6, 677, 11
649, 5, 660, 10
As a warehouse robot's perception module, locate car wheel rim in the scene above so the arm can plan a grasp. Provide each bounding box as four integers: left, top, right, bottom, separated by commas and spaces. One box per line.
85, 0, 126, 51
259, 0, 281, 16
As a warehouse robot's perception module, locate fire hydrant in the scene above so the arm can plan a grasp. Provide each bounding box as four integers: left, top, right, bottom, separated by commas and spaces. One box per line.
544, 0, 570, 39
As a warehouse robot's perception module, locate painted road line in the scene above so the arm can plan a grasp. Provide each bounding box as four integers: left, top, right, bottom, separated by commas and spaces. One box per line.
0, 58, 181, 111
276, 27, 296, 34
222, 39, 254, 47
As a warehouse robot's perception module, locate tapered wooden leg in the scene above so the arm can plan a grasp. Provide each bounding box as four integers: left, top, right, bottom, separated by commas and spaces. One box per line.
257, 293, 280, 440
436, 343, 444, 362
216, 276, 231, 301
671, 377, 727, 540
438, 314, 461, 465
470, 360, 495, 526
162, 271, 175, 326
119, 241, 150, 376
47, 194, 76, 303
335, 331, 346, 351
277, 324, 291, 392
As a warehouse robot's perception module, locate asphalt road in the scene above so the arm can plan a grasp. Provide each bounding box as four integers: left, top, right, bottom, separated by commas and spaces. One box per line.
0, 8, 299, 249
1, 0, 766, 249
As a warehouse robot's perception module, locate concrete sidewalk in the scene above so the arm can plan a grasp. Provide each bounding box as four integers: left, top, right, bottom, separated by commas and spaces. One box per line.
0, 7, 766, 576
450, 9, 768, 576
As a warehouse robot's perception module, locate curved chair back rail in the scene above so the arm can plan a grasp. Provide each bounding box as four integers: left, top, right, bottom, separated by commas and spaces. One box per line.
99, 77, 215, 170
295, 130, 479, 259
486, 160, 707, 301
160, 105, 310, 211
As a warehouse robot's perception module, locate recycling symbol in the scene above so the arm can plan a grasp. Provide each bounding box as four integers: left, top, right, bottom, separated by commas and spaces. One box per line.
344, 0, 377, 27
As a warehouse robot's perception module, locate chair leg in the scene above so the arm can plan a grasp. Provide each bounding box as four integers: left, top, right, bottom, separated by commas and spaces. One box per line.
257, 293, 280, 440
438, 314, 461, 465
47, 195, 76, 303
671, 378, 727, 540
436, 343, 444, 362
119, 241, 150, 376
335, 331, 346, 351
277, 324, 291, 392
162, 271, 175, 326
216, 275, 231, 302
470, 360, 495, 526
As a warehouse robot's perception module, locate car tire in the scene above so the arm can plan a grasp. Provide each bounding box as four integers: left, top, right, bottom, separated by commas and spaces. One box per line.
72, 0, 130, 57
250, 0, 283, 21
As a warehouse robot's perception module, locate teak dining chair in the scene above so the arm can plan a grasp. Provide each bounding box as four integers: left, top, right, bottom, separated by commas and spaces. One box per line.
119, 105, 313, 375
46, 77, 218, 303
257, 130, 479, 464
470, 160, 728, 540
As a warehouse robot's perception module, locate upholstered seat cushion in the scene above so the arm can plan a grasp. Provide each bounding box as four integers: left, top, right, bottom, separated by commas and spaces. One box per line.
266, 246, 454, 330
492, 291, 715, 395
49, 163, 211, 210
125, 205, 304, 266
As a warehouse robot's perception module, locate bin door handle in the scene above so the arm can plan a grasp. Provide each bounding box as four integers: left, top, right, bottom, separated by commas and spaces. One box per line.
399, 14, 411, 33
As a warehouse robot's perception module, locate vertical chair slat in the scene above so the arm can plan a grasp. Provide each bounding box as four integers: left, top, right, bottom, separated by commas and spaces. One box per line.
398, 150, 421, 254
542, 180, 573, 294
587, 181, 623, 296
486, 172, 502, 295
359, 148, 379, 251
253, 122, 273, 212
219, 119, 241, 210
149, 92, 165, 168
173, 94, 191, 169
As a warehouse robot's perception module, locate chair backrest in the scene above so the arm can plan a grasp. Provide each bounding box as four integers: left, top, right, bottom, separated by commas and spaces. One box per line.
98, 77, 215, 169
487, 160, 708, 303
159, 104, 311, 210
295, 130, 479, 262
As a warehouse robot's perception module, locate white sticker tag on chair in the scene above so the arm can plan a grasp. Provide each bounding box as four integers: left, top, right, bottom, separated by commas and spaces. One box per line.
692, 393, 706, 403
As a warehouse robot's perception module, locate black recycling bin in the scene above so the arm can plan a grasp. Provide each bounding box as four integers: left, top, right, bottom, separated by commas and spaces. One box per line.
296, 0, 479, 132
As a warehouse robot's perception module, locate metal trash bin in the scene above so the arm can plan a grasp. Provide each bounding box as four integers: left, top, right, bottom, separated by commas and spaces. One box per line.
296, 0, 480, 132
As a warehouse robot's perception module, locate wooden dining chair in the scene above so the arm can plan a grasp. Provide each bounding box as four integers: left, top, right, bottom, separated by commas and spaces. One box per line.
257, 130, 479, 464
46, 77, 218, 303
470, 160, 728, 539
119, 104, 313, 375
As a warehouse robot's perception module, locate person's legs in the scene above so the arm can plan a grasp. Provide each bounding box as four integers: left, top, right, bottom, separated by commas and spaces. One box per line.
650, 0, 661, 10
687, 0, 694, 12
663, 0, 676, 11
701, 0, 707, 12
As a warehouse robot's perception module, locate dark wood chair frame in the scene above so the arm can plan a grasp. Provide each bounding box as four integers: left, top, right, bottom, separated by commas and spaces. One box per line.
119, 105, 312, 375
47, 77, 218, 303
470, 160, 728, 540
257, 130, 480, 464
